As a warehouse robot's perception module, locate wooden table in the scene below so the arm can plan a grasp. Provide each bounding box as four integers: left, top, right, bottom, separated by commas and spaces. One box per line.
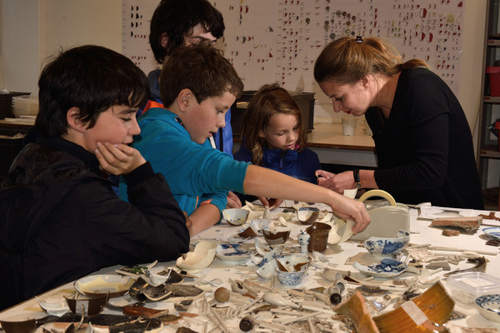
307, 122, 377, 167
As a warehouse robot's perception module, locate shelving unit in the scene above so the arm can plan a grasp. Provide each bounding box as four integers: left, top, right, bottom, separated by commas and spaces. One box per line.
478, 0, 500, 208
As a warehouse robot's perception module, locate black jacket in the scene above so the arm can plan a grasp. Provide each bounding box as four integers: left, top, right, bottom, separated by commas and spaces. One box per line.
366, 68, 483, 209
0, 137, 190, 310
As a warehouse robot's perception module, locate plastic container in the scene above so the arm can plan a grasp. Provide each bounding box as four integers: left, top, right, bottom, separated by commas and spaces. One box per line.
446, 272, 500, 304
486, 66, 500, 96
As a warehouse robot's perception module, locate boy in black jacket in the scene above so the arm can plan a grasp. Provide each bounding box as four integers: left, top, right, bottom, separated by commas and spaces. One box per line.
0, 45, 190, 310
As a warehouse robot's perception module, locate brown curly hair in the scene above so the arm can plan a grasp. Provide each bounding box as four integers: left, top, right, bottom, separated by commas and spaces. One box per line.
240, 84, 306, 165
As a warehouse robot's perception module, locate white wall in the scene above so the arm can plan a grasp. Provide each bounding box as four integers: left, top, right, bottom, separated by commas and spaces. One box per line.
0, 0, 122, 95
39, 0, 122, 70
461, 0, 487, 136
0, 0, 40, 94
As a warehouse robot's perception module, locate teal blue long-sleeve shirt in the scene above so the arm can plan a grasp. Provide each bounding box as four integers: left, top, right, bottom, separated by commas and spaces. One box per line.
119, 108, 249, 216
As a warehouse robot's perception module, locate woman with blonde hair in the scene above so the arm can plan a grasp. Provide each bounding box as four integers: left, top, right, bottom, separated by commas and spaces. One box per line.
314, 36, 483, 209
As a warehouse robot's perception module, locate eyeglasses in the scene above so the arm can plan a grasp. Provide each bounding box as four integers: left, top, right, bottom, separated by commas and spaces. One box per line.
185, 35, 217, 46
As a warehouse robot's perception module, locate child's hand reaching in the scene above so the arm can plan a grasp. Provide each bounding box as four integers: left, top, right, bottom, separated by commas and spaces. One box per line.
258, 197, 283, 209
226, 191, 242, 208
95, 142, 146, 175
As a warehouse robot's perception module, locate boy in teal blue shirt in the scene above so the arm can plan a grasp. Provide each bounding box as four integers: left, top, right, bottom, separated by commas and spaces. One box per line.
120, 44, 370, 235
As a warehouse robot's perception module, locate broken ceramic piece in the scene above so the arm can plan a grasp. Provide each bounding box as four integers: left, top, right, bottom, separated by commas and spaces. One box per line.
262, 225, 290, 245
373, 282, 454, 332
297, 207, 320, 224
328, 216, 354, 245
176, 240, 216, 271
216, 243, 250, 265
276, 254, 309, 286
354, 258, 407, 278
38, 296, 70, 316
430, 216, 482, 234
364, 231, 410, 257
222, 208, 250, 226
351, 189, 410, 241
306, 222, 332, 252
483, 227, 500, 241
263, 293, 297, 307
475, 294, 500, 323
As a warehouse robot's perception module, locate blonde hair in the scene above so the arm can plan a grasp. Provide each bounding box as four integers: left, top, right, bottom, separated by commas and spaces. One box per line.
314, 36, 428, 84
240, 84, 306, 165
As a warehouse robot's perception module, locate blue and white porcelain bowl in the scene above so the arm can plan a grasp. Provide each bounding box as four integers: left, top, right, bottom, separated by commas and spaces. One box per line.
475, 294, 500, 323
276, 254, 309, 286
364, 231, 410, 256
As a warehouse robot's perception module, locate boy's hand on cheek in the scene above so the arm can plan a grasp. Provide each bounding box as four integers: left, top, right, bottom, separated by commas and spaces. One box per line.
95, 142, 146, 175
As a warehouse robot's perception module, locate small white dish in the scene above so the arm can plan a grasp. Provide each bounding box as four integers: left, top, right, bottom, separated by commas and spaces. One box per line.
475, 294, 500, 323
483, 227, 500, 241
353, 258, 407, 278
74, 274, 133, 298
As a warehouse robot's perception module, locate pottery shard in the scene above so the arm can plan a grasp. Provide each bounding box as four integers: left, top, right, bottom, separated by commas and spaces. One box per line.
425, 261, 451, 271
430, 216, 482, 234
442, 229, 460, 237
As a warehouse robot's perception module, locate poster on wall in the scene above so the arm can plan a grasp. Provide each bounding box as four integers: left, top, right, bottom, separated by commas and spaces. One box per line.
122, 0, 464, 118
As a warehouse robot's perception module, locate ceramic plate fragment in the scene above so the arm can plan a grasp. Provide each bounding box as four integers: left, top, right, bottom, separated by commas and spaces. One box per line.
354, 258, 407, 278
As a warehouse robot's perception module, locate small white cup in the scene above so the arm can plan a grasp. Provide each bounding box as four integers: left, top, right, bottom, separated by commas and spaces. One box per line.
342, 116, 357, 136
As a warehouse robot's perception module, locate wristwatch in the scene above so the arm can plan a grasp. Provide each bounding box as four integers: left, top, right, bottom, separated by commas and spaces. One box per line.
353, 168, 361, 188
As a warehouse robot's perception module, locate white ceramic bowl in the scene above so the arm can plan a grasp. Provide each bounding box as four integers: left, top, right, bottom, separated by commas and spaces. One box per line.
222, 208, 249, 226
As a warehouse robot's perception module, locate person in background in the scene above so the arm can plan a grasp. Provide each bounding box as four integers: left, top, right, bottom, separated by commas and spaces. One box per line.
119, 44, 370, 236
0, 45, 190, 310
314, 36, 483, 209
235, 84, 320, 207
144, 0, 241, 208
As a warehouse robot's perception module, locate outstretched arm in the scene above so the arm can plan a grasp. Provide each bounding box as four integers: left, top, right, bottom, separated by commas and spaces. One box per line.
243, 165, 370, 233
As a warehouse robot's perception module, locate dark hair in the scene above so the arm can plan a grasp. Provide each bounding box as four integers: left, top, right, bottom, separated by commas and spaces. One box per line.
241, 84, 306, 165
149, 0, 225, 64
314, 36, 428, 84
160, 43, 243, 107
36, 45, 149, 137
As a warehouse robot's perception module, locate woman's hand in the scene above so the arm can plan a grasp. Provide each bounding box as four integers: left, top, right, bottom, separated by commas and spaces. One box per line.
95, 142, 146, 175
329, 194, 370, 233
330, 171, 357, 193
226, 191, 242, 208
316, 169, 336, 189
